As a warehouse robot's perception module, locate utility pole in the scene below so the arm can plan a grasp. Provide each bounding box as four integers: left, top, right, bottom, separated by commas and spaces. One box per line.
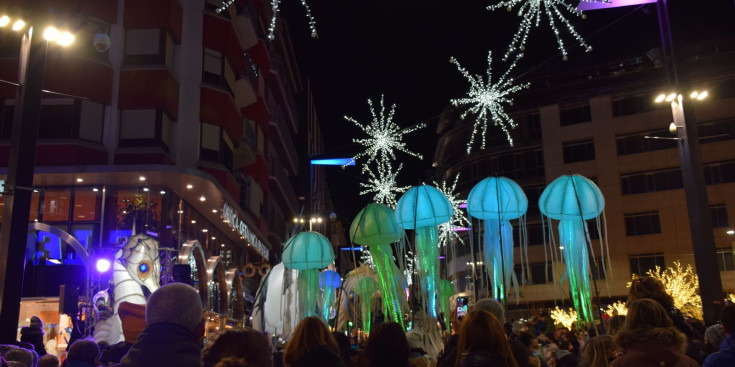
0, 10, 47, 342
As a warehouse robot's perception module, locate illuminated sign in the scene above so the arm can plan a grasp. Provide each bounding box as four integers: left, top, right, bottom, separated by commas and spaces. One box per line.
222, 203, 269, 259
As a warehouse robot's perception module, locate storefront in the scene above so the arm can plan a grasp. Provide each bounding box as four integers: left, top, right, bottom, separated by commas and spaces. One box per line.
0, 165, 272, 339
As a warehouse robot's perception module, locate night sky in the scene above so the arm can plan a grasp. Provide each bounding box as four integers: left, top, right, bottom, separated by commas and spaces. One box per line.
280, 0, 734, 223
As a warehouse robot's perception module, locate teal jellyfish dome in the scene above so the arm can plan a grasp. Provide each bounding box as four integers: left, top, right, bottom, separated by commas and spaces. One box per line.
350, 203, 404, 246
466, 176, 528, 220
539, 174, 605, 220
282, 231, 335, 270
394, 185, 453, 229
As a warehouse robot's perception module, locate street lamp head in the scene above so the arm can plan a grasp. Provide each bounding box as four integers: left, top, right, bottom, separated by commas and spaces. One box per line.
665, 93, 677, 102
669, 122, 678, 135
0, 16, 10, 27
11, 19, 25, 31
727, 229, 734, 235
43, 27, 59, 41
696, 91, 708, 100
57, 32, 74, 47
655, 94, 666, 103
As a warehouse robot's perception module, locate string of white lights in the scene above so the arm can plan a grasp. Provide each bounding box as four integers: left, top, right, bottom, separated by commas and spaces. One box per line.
267, 0, 318, 40
435, 174, 468, 247
449, 51, 529, 153
359, 160, 410, 208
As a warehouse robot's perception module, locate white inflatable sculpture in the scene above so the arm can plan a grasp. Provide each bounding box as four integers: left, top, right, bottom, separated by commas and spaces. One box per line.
93, 233, 161, 345
252, 262, 300, 338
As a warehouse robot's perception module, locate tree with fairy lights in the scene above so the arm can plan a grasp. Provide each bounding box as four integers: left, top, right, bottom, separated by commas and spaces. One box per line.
628, 261, 703, 320
450, 52, 529, 153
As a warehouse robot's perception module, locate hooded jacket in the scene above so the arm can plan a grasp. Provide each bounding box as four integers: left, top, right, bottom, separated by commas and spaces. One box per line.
703, 333, 735, 367
19, 326, 46, 357
116, 323, 201, 367
611, 326, 699, 367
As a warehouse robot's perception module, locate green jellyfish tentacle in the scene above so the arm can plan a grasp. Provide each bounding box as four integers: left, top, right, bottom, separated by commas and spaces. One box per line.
415, 226, 440, 318
559, 218, 593, 326
298, 269, 320, 318
371, 244, 405, 329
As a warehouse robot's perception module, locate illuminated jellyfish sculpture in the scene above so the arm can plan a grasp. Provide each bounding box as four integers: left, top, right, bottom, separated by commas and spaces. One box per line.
319, 270, 341, 323
539, 174, 607, 326
395, 185, 453, 318
350, 203, 406, 328
467, 176, 528, 302
282, 231, 335, 319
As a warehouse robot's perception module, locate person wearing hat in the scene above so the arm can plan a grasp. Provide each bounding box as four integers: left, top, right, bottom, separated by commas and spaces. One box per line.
20, 316, 47, 357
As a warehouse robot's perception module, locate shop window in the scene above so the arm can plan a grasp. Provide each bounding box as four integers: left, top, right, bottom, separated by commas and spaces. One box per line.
42, 189, 72, 222
630, 252, 665, 276
624, 211, 661, 236
716, 247, 735, 271
73, 188, 101, 222
560, 104, 591, 126
710, 204, 729, 228
115, 189, 162, 233
563, 139, 596, 163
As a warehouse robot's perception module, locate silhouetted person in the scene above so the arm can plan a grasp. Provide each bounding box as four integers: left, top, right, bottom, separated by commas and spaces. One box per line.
201, 328, 271, 367
20, 316, 46, 357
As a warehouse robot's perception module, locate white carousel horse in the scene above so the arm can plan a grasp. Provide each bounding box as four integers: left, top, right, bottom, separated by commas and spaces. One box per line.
93, 233, 161, 345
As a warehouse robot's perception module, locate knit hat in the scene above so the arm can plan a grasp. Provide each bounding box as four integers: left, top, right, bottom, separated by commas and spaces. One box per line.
30, 316, 43, 329
118, 302, 147, 344
705, 324, 726, 349
405, 330, 424, 350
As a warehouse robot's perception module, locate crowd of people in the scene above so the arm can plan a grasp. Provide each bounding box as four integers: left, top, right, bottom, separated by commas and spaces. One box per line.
2, 277, 734, 367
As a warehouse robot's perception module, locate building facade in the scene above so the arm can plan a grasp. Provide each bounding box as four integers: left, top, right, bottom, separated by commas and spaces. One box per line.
0, 0, 311, 334
435, 39, 735, 311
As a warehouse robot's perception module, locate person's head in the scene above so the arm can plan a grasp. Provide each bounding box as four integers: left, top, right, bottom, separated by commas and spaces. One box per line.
627, 277, 674, 308
146, 283, 203, 333
606, 315, 626, 336
720, 303, 735, 335
67, 339, 100, 366
455, 311, 518, 367
2, 349, 32, 367
201, 328, 271, 367
624, 298, 673, 330
38, 355, 59, 367
283, 317, 339, 365
517, 333, 539, 354
581, 335, 616, 367
704, 324, 725, 351
365, 322, 409, 367
405, 330, 424, 352
30, 316, 43, 330
473, 298, 505, 324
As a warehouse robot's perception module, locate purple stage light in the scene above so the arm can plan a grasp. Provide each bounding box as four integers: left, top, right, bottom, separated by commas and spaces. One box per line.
453, 227, 471, 232
577, 0, 656, 11
96, 258, 112, 273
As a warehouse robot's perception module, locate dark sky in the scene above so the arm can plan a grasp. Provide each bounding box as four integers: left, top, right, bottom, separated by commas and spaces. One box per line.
280, 0, 734, 222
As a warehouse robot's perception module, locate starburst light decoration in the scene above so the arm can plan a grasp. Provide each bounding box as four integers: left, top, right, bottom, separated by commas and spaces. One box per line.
487, 0, 594, 61
266, 0, 318, 40
435, 174, 468, 247
345, 95, 425, 173
359, 161, 410, 208
450, 52, 529, 153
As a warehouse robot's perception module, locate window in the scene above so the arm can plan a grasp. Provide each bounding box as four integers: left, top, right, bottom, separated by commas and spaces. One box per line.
560, 104, 591, 126
514, 262, 553, 285
710, 204, 730, 228
620, 167, 683, 195
73, 189, 101, 222
590, 258, 607, 280
630, 252, 665, 276
698, 118, 735, 144
625, 211, 661, 236
39, 99, 77, 139
563, 139, 595, 163
716, 248, 735, 271
527, 113, 542, 139
616, 128, 675, 155
42, 189, 72, 222
200, 123, 234, 172
124, 29, 173, 67
704, 160, 735, 185
202, 48, 235, 95
612, 95, 656, 117
119, 109, 171, 150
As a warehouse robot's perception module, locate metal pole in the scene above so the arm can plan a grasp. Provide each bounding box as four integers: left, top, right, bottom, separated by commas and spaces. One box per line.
0, 19, 47, 343
661, 0, 724, 326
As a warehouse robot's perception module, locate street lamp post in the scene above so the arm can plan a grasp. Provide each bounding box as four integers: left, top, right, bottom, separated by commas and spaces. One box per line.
0, 10, 76, 342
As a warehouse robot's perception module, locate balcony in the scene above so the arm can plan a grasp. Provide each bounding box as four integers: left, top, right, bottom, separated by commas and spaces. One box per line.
269, 54, 299, 133
267, 143, 298, 215
267, 96, 299, 174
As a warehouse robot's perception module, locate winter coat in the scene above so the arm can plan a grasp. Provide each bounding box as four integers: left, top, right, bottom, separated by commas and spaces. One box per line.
19, 327, 46, 357
116, 323, 201, 367
457, 350, 508, 367
703, 333, 735, 367
64, 360, 96, 367
289, 345, 343, 367
610, 326, 699, 367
